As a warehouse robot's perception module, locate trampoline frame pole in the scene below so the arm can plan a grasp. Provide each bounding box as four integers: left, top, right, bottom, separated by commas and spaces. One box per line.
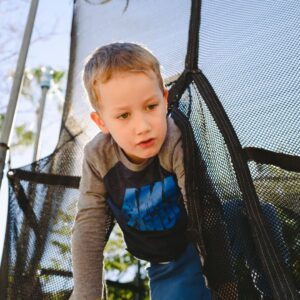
0, 0, 40, 298
0, 0, 39, 189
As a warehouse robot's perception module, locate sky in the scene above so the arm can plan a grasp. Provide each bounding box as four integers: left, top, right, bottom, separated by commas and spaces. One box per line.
0, 0, 73, 263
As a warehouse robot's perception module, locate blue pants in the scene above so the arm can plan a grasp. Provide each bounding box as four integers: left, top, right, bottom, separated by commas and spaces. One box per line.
147, 243, 212, 300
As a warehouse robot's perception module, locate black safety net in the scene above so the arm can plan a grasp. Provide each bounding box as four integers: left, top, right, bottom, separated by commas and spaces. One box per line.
1, 0, 299, 299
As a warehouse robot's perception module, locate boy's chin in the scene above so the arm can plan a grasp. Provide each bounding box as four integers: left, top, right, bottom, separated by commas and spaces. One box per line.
125, 151, 157, 164
126, 154, 149, 164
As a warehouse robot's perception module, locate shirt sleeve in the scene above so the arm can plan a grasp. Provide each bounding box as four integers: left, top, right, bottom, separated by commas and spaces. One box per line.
171, 135, 188, 211
70, 146, 108, 300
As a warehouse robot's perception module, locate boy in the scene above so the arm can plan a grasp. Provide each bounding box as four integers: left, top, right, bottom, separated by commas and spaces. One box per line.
71, 42, 212, 300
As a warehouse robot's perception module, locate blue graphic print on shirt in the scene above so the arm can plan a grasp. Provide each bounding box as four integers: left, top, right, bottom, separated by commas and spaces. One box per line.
121, 175, 181, 231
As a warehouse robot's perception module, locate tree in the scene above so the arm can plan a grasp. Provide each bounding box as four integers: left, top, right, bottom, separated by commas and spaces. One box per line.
0, 66, 65, 151
0, 0, 65, 159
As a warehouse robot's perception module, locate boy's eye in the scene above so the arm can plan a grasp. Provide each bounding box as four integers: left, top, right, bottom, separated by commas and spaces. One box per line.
147, 104, 158, 110
117, 112, 129, 120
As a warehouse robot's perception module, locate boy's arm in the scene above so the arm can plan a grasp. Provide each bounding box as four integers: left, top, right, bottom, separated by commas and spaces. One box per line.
70, 147, 108, 300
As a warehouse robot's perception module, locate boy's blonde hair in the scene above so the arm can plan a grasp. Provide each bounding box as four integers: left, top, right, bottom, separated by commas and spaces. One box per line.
83, 42, 164, 111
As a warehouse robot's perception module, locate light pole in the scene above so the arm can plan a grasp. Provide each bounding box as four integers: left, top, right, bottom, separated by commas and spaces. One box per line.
32, 67, 53, 162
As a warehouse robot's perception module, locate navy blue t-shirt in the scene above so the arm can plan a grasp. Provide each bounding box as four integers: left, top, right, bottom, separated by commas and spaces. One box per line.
103, 156, 188, 263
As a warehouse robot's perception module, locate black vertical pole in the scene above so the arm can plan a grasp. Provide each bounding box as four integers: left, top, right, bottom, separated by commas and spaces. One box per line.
185, 0, 201, 70
0, 219, 10, 300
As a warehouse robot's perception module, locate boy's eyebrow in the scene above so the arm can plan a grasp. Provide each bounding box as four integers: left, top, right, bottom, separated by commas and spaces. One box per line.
112, 95, 159, 112
143, 94, 159, 102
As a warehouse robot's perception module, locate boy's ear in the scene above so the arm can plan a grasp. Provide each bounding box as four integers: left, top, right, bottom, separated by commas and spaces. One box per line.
90, 111, 109, 134
163, 88, 169, 110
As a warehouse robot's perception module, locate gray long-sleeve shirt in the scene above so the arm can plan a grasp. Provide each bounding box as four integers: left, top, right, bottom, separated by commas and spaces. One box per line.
71, 117, 188, 300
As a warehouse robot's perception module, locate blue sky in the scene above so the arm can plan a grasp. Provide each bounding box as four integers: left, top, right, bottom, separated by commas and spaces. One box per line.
27, 0, 73, 68
0, 0, 73, 262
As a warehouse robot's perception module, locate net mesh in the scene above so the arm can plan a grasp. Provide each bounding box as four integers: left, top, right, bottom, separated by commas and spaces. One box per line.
2, 0, 300, 299
249, 162, 300, 289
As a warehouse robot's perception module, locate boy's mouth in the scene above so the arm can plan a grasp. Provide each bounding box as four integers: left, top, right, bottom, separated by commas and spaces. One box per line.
137, 138, 155, 148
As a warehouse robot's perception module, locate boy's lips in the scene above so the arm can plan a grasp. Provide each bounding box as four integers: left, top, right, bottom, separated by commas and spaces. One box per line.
137, 138, 155, 148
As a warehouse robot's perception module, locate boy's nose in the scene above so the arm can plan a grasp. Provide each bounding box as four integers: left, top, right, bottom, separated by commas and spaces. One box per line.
135, 115, 151, 135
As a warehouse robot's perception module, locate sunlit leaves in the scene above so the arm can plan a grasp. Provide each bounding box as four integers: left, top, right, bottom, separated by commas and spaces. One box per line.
14, 124, 35, 146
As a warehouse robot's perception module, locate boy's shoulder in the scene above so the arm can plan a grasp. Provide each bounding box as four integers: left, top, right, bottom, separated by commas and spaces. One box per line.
163, 115, 182, 150
84, 132, 112, 155
83, 132, 118, 174
159, 116, 183, 168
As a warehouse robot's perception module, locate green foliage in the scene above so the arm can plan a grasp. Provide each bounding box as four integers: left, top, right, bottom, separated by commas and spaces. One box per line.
51, 241, 70, 256
0, 113, 4, 128
13, 124, 35, 146
107, 286, 134, 300
252, 163, 300, 289
106, 284, 150, 300
42, 290, 72, 300
105, 227, 136, 276
279, 207, 300, 289
104, 226, 150, 299
46, 205, 150, 298
5, 66, 66, 149
52, 70, 65, 84
22, 67, 65, 102
29, 67, 65, 85
48, 205, 75, 267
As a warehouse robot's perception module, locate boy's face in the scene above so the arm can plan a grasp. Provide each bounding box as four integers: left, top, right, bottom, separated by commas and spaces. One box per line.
91, 71, 168, 164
